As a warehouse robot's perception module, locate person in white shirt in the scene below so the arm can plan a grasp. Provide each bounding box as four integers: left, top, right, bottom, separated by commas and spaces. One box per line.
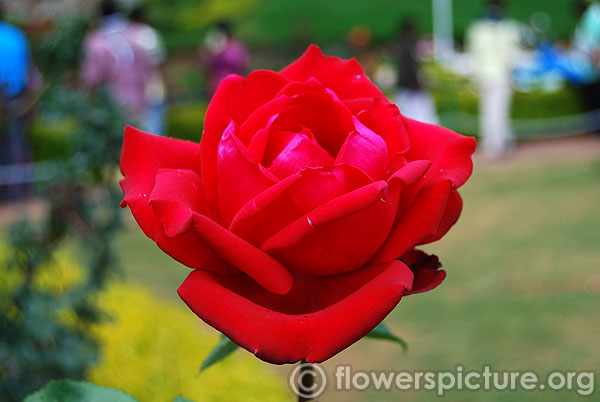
467, 0, 521, 157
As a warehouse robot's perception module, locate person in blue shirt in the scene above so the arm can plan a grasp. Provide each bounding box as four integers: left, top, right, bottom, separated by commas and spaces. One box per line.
0, 4, 37, 201
0, 9, 31, 98
574, 0, 600, 130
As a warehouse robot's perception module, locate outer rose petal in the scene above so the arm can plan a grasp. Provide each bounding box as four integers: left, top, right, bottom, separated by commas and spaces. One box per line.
192, 214, 293, 295
149, 168, 214, 237
389, 159, 432, 185
403, 117, 476, 188
202, 71, 289, 207
275, 76, 325, 98
178, 259, 414, 364
372, 179, 453, 264
280, 45, 386, 104
120, 126, 230, 273
422, 189, 463, 244
401, 249, 446, 295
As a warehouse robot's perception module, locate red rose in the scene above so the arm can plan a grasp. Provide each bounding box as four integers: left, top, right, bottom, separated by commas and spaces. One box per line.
120, 45, 475, 364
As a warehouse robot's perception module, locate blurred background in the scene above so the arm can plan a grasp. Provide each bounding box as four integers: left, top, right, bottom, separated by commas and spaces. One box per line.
0, 0, 599, 401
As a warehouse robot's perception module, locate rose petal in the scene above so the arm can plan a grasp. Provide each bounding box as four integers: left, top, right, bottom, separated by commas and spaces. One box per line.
389, 159, 432, 185
239, 95, 294, 147
178, 259, 413, 363
261, 179, 400, 275
401, 249, 446, 295
149, 168, 213, 237
387, 159, 432, 217
239, 78, 354, 157
192, 213, 293, 295
280, 45, 386, 104
354, 97, 410, 155
120, 126, 231, 273
336, 116, 389, 180
202, 71, 289, 207
422, 189, 463, 244
260, 126, 315, 167
229, 164, 372, 246
217, 121, 278, 225
372, 179, 453, 263
266, 91, 354, 155
268, 133, 334, 179
403, 117, 476, 188
276, 76, 325, 97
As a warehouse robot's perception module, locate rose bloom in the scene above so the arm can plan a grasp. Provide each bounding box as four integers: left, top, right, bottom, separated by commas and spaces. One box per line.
120, 45, 475, 364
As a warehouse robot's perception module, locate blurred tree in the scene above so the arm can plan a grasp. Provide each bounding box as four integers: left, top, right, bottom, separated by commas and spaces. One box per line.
37, 16, 90, 81
0, 16, 126, 402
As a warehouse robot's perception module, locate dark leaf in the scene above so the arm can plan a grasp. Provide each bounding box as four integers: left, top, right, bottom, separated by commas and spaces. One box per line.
173, 395, 196, 402
365, 322, 408, 351
200, 334, 239, 372
23, 380, 137, 402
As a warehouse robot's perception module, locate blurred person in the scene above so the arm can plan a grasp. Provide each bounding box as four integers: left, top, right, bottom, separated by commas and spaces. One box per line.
467, 0, 521, 157
130, 6, 167, 135
574, 0, 600, 124
203, 21, 249, 96
0, 4, 41, 201
395, 19, 439, 125
81, 0, 152, 125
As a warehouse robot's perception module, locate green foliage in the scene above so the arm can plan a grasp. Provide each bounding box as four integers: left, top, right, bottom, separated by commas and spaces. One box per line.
426, 62, 587, 137
365, 322, 408, 352
200, 335, 239, 372
173, 395, 196, 402
0, 244, 98, 401
24, 380, 137, 402
144, 0, 579, 49
512, 87, 585, 120
142, 0, 258, 52
28, 102, 206, 162
36, 16, 91, 79
0, 84, 125, 401
29, 117, 77, 162
1, 17, 126, 397
167, 65, 207, 104
24, 380, 221, 402
166, 104, 206, 142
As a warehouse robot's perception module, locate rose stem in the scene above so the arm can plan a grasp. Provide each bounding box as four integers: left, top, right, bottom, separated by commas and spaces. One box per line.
298, 360, 315, 402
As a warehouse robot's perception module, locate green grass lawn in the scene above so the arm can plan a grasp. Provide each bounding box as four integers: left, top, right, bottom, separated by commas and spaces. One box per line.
117, 146, 600, 401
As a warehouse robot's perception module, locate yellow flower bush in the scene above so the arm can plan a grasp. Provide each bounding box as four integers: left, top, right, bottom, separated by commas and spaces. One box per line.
0, 244, 84, 296
0, 244, 86, 323
0, 245, 291, 401
88, 283, 292, 402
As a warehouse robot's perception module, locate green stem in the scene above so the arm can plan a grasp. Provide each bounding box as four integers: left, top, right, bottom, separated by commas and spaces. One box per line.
298, 360, 315, 402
